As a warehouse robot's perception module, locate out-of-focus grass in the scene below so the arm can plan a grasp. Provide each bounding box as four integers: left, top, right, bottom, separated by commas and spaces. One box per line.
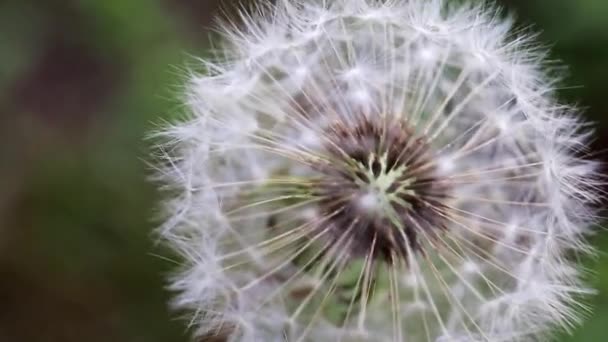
0, 0, 199, 340
0, 0, 606, 341
559, 233, 608, 341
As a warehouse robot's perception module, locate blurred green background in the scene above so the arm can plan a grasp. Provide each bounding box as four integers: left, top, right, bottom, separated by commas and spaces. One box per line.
0, 1, 606, 341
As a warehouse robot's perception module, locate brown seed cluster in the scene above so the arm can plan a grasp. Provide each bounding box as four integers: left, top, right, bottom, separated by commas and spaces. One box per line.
312, 116, 450, 264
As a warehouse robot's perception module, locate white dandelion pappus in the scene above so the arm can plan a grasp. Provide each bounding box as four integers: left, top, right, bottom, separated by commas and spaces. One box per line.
154, 0, 602, 341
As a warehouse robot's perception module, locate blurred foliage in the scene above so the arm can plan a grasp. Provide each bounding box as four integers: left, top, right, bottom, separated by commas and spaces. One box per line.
0, 0, 606, 341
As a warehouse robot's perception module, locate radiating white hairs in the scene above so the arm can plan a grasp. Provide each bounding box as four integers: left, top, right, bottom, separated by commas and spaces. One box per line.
153, 1, 602, 341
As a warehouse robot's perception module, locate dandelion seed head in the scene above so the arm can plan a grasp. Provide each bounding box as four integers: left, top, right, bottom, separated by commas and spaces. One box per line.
154, 0, 601, 341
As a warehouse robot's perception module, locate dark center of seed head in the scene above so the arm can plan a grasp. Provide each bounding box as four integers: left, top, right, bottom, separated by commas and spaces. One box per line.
314, 117, 450, 263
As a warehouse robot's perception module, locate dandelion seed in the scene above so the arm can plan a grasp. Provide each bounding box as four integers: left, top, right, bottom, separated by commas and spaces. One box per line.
153, 0, 602, 341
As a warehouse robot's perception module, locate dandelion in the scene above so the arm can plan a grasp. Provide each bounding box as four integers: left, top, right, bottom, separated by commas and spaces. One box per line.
154, 0, 602, 341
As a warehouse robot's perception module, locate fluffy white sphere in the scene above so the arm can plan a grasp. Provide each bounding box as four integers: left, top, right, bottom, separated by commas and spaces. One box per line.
154, 1, 601, 341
